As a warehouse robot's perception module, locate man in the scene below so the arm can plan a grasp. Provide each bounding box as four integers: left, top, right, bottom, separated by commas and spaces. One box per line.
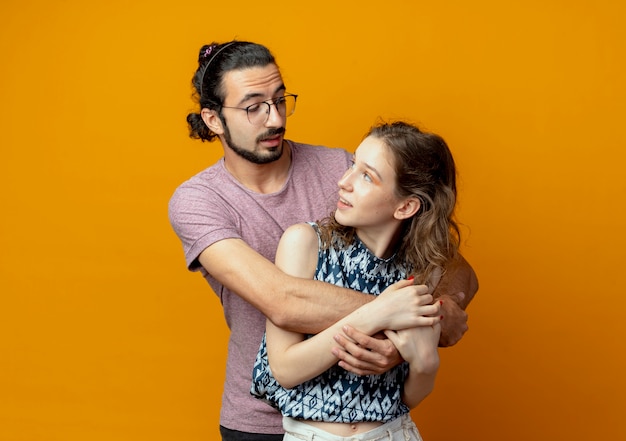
169, 41, 478, 441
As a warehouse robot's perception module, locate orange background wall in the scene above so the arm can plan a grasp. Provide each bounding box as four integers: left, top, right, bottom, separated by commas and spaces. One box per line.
1, 1, 624, 440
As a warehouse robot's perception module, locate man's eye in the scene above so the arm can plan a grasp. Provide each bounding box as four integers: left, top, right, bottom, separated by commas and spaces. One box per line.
274, 97, 286, 105
247, 103, 262, 113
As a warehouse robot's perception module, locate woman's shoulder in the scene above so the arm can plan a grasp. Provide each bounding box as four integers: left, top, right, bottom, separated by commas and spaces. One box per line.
281, 222, 319, 248
276, 223, 320, 279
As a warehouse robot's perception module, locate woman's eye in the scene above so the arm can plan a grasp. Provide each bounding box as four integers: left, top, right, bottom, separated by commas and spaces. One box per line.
363, 173, 372, 182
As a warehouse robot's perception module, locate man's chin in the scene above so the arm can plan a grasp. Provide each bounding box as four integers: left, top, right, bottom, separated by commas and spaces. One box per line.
248, 146, 283, 165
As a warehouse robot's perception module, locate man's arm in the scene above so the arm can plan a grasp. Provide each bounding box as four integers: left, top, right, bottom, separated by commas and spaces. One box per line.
431, 252, 479, 346
433, 252, 478, 309
198, 237, 370, 334
267, 281, 438, 388
332, 252, 479, 372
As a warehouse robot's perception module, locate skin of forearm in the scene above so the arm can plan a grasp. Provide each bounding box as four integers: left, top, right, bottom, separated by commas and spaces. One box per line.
432, 253, 479, 310
401, 367, 437, 409
268, 301, 386, 388
431, 253, 478, 346
199, 239, 373, 334
384, 327, 439, 408
271, 277, 373, 334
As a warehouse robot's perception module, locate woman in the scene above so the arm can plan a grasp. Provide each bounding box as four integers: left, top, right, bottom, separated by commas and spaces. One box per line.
252, 121, 461, 440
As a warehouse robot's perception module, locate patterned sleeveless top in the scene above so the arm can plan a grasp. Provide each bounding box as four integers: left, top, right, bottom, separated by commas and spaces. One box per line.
251, 223, 412, 423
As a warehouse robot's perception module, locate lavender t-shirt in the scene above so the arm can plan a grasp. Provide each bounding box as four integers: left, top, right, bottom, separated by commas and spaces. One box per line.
168, 141, 351, 434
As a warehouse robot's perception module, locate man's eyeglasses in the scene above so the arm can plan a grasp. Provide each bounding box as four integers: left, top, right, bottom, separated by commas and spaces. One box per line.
221, 94, 298, 125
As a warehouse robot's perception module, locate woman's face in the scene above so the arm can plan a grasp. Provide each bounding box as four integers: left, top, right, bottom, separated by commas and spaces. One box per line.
335, 136, 404, 231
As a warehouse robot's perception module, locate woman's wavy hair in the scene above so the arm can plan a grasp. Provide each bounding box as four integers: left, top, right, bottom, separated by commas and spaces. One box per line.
186, 41, 276, 142
318, 121, 460, 285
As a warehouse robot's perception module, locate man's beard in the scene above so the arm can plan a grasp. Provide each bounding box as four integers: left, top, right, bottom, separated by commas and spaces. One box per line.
222, 120, 286, 165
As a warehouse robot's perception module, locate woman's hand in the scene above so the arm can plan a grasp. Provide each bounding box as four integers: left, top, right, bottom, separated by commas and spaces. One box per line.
384, 323, 441, 373
372, 279, 442, 331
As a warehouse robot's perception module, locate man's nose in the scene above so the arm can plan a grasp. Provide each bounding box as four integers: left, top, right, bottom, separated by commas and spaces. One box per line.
264, 102, 284, 126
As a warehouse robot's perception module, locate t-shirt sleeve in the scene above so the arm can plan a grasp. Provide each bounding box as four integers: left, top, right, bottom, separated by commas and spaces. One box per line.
168, 180, 241, 271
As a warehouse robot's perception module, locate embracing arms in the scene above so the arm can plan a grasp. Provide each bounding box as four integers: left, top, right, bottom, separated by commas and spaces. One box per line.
265, 223, 441, 388
266, 281, 439, 388
198, 227, 477, 375
198, 237, 370, 333
199, 236, 477, 339
331, 251, 478, 374
198, 235, 432, 335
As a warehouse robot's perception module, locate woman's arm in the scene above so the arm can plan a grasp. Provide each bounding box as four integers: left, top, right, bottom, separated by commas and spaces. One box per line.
384, 323, 441, 408
266, 224, 441, 389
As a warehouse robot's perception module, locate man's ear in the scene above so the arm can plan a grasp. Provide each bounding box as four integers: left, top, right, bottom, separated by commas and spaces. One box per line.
394, 197, 421, 220
201, 108, 224, 135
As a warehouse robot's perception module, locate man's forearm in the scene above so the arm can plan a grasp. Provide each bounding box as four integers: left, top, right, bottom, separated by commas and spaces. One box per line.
199, 238, 373, 334
432, 252, 478, 347
288, 252, 479, 336
433, 252, 479, 309
271, 278, 372, 334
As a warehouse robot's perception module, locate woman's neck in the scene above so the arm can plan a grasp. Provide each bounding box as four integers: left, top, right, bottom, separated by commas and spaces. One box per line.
355, 224, 403, 259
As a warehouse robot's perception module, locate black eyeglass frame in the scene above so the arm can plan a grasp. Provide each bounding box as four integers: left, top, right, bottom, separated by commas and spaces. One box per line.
220, 94, 298, 124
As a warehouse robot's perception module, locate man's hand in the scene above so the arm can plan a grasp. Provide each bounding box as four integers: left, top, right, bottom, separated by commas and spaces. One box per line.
438, 292, 468, 347
331, 326, 403, 375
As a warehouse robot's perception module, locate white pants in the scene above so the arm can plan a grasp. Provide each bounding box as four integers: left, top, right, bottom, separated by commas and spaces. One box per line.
282, 414, 423, 441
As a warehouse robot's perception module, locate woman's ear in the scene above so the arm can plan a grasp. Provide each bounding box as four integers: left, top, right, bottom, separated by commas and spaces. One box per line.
394, 197, 421, 220
201, 108, 224, 135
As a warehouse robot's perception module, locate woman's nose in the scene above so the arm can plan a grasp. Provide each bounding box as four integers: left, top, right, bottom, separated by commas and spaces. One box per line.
338, 168, 353, 189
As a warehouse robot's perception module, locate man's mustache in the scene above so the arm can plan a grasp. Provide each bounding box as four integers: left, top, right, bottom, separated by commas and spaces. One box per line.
257, 127, 285, 142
